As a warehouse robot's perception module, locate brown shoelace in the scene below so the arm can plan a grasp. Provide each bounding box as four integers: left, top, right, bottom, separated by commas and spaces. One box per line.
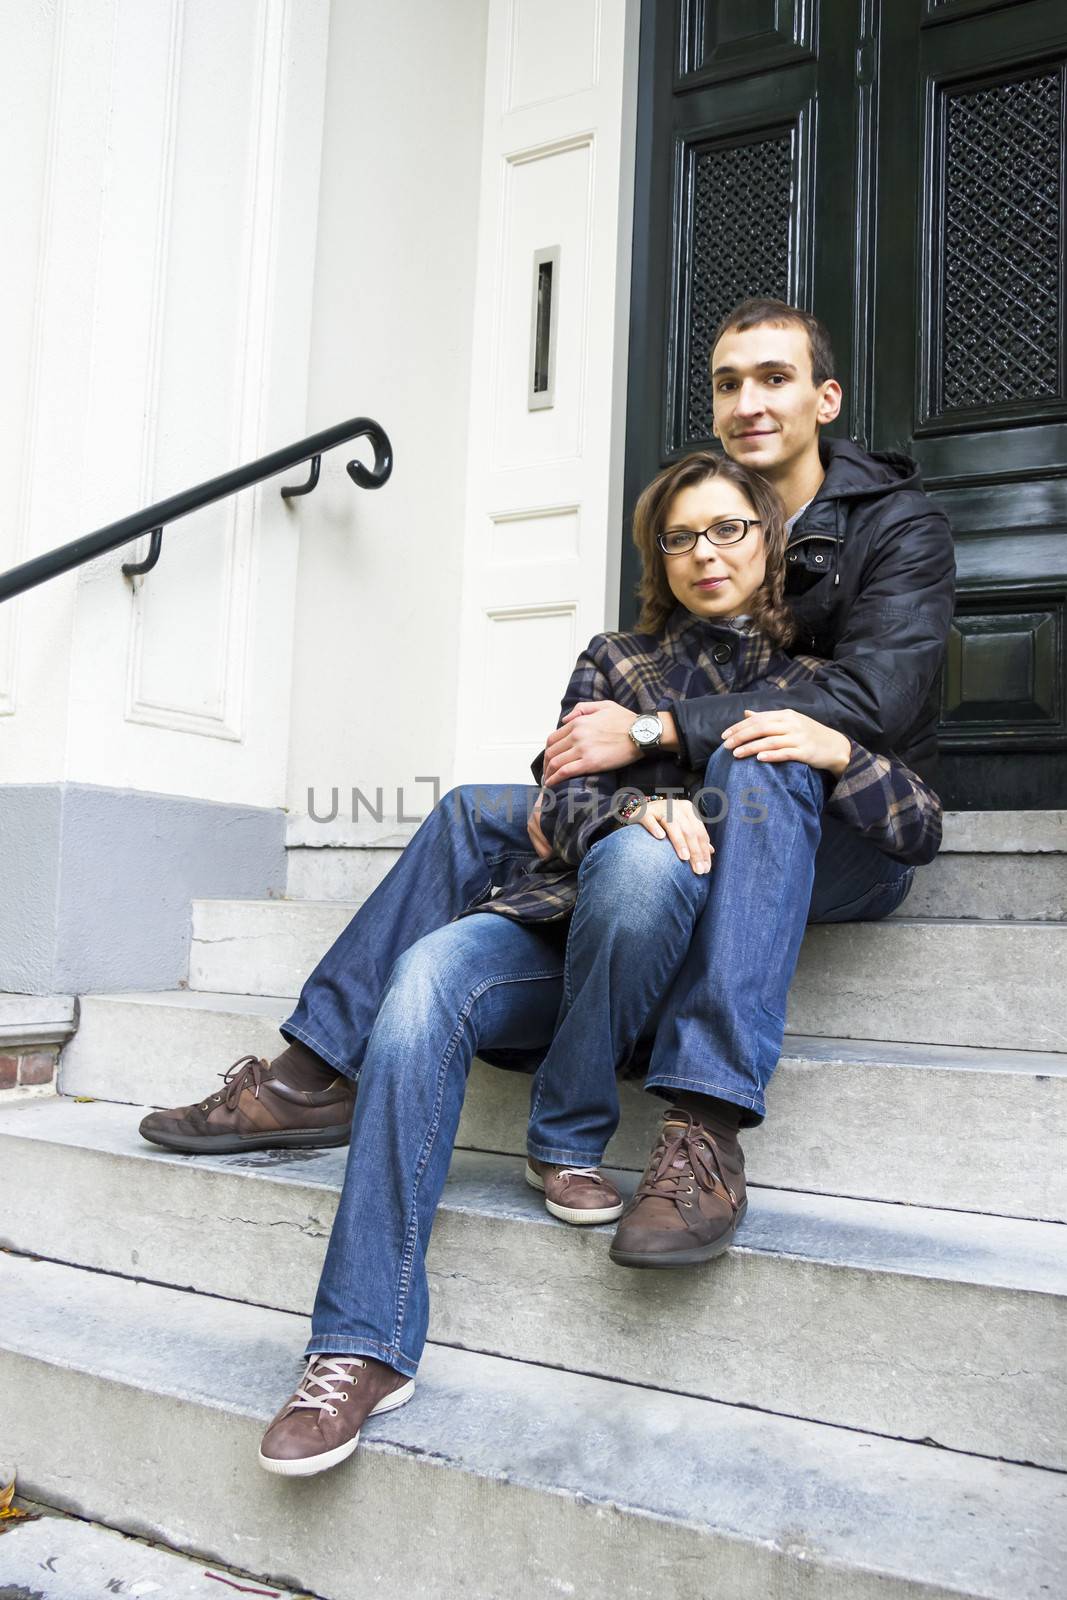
633, 1115, 740, 1217
199, 1054, 271, 1114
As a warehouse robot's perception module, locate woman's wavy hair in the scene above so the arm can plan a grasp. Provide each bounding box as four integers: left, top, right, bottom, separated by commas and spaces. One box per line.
632, 451, 797, 648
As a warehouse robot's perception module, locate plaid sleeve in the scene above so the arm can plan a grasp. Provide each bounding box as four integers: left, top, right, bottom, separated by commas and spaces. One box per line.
536, 637, 627, 868
826, 741, 943, 865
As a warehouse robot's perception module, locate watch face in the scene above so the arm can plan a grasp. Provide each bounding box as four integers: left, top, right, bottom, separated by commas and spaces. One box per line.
632, 715, 660, 745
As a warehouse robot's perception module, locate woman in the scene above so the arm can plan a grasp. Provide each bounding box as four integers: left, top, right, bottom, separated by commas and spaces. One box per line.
257, 451, 940, 1476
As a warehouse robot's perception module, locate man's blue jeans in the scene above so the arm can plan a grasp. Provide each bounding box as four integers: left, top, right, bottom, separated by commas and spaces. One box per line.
289, 747, 913, 1376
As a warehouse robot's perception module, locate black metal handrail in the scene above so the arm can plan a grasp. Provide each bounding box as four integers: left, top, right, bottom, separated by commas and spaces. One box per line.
0, 416, 392, 603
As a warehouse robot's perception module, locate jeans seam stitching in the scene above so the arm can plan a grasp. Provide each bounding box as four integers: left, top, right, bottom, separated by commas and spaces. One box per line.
813, 869, 913, 922
645, 1074, 762, 1109
461, 877, 494, 913
388, 961, 568, 1356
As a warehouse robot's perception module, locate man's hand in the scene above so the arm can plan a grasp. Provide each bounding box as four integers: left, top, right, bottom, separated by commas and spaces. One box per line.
542, 702, 678, 785
527, 792, 554, 860
622, 796, 713, 875
721, 709, 852, 777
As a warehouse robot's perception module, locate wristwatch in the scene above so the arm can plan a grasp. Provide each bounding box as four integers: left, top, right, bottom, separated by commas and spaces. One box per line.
628, 713, 663, 751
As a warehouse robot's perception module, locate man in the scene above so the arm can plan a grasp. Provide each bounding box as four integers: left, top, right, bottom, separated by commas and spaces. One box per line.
138, 298, 953, 1468
533, 297, 951, 807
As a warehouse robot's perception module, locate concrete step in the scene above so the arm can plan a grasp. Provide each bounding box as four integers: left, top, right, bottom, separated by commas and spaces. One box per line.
894, 808, 1067, 921
58, 991, 1067, 1220
188, 897, 345, 1000
895, 850, 1067, 920
187, 898, 1067, 1052
60, 989, 292, 1103
286, 842, 402, 902
942, 810, 1067, 851
3, 1253, 1063, 1600
0, 1507, 311, 1599
4, 1097, 1064, 1467
283, 809, 1067, 918
787, 917, 1066, 1050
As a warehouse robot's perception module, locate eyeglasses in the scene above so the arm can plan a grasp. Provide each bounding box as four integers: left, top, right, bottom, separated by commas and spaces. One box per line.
657, 518, 761, 556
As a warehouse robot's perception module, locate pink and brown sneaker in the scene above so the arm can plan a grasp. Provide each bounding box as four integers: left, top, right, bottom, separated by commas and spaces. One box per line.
259, 1354, 414, 1477
525, 1157, 625, 1225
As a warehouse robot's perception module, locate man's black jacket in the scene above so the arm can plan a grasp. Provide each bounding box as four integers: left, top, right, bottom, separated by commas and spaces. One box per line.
533, 439, 956, 793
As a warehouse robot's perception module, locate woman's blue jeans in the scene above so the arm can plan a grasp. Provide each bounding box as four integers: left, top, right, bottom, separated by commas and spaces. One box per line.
290, 747, 913, 1376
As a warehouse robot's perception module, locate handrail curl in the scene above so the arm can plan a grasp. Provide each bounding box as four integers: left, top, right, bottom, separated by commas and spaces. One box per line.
0, 415, 393, 603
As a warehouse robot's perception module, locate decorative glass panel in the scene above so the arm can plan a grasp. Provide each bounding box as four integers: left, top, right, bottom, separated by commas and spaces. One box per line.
683, 133, 793, 444
937, 68, 1064, 415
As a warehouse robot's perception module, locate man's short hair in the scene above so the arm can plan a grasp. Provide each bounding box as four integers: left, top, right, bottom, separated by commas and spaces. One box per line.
711, 297, 836, 387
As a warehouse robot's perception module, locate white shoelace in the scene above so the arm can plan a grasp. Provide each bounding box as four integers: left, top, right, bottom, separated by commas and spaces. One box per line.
288, 1355, 366, 1418
555, 1166, 604, 1185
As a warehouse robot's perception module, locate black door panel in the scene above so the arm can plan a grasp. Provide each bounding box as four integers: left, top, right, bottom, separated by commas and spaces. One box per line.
624, 0, 1067, 807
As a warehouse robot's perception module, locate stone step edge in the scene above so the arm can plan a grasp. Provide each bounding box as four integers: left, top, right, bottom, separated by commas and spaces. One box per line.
0, 1506, 312, 1600
65, 991, 1067, 1077
3, 1098, 1063, 1298
284, 809, 1067, 853
3, 1251, 1063, 1600
192, 897, 1067, 928
0, 991, 78, 1048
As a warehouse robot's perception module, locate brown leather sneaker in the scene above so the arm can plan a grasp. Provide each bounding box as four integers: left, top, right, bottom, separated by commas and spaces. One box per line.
608, 1108, 747, 1267
138, 1055, 355, 1155
259, 1354, 415, 1477
525, 1157, 625, 1225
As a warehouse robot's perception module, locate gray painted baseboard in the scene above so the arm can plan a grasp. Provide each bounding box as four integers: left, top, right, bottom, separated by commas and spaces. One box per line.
0, 783, 285, 995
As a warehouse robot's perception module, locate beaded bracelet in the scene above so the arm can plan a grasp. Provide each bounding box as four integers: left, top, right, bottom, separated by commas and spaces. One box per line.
616, 792, 670, 822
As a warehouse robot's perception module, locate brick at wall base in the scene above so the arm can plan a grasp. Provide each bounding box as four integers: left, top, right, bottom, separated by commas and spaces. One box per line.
0, 1051, 58, 1091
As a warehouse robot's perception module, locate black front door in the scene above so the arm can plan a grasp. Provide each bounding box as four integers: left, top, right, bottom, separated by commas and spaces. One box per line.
623, 0, 1067, 808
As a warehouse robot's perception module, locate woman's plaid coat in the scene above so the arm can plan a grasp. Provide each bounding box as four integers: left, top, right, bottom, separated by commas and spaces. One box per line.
454, 603, 942, 932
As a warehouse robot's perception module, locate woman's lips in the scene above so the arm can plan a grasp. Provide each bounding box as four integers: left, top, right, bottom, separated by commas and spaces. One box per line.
695, 578, 726, 589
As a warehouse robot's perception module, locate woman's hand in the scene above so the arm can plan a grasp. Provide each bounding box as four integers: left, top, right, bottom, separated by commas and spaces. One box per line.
622, 797, 713, 875
721, 709, 852, 776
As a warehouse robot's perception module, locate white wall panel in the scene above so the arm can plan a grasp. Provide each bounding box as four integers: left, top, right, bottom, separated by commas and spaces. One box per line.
492, 138, 593, 471
454, 0, 639, 786
506, 0, 600, 111
0, 0, 62, 723
285, 0, 489, 822
488, 506, 581, 565
482, 605, 578, 759
1, 0, 329, 804
127, 0, 261, 733
0, 0, 117, 780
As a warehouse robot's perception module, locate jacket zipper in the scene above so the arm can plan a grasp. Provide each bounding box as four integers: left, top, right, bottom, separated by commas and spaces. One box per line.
787, 531, 843, 587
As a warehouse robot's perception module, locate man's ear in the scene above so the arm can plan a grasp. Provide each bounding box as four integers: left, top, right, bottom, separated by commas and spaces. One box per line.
817, 380, 843, 426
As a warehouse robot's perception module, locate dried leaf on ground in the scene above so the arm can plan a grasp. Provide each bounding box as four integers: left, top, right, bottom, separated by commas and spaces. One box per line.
0, 1475, 36, 1522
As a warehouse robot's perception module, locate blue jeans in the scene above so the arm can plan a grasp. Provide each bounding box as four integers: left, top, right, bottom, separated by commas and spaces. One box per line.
290, 747, 913, 1375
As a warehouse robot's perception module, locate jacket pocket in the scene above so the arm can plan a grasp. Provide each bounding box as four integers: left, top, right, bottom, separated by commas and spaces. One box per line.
784, 534, 839, 597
